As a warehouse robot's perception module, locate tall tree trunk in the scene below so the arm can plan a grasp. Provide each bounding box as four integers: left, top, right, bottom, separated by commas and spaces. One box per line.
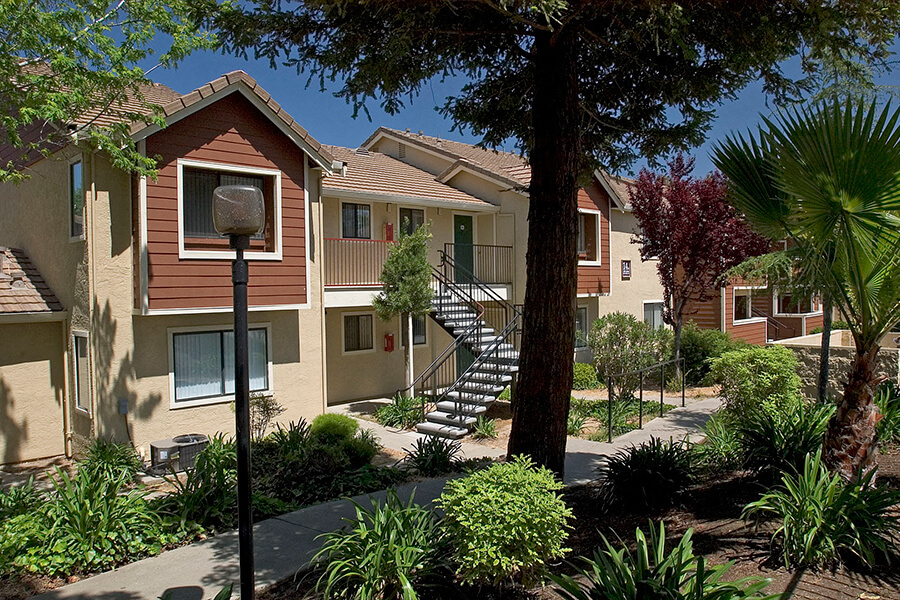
405, 311, 414, 389
817, 293, 833, 402
507, 28, 580, 478
822, 344, 881, 481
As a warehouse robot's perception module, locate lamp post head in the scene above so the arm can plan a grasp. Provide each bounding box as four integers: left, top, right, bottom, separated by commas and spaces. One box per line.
213, 185, 265, 242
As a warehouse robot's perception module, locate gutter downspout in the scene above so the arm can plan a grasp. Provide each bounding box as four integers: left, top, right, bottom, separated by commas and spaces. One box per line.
60, 318, 73, 458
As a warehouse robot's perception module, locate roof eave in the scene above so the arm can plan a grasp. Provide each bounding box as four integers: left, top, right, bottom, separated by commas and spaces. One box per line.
321, 187, 499, 213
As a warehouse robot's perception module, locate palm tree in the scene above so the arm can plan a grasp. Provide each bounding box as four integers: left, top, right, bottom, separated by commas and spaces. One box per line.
713, 100, 900, 481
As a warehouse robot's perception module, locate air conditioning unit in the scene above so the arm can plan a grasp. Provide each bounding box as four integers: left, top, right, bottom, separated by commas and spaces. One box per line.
149, 433, 209, 474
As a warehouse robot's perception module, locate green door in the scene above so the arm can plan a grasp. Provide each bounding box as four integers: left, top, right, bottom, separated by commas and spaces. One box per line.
454, 215, 474, 282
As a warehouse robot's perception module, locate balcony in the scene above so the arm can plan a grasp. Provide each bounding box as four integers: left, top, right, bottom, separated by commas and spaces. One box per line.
443, 243, 513, 285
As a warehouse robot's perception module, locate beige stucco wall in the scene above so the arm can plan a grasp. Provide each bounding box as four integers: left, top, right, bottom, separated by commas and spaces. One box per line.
600, 210, 664, 321
0, 321, 66, 464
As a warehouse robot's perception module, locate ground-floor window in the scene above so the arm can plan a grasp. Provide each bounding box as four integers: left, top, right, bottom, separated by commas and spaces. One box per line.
644, 302, 665, 330
733, 289, 755, 322
402, 313, 427, 346
575, 306, 589, 347
343, 313, 374, 353
73, 332, 90, 413
172, 327, 269, 403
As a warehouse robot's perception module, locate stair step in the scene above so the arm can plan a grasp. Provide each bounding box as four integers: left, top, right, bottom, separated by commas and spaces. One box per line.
426, 411, 477, 427
458, 382, 506, 395
416, 421, 469, 439
436, 401, 489, 415
466, 371, 513, 384
445, 390, 497, 405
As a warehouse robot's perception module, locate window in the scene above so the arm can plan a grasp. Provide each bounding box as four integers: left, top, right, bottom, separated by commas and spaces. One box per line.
344, 314, 374, 352
69, 160, 84, 239
399, 208, 425, 236
342, 203, 371, 239
172, 328, 269, 403
577, 212, 598, 262
644, 302, 665, 330
734, 289, 754, 321
402, 314, 427, 346
575, 306, 589, 348
73, 333, 90, 413
183, 167, 266, 239
777, 294, 815, 314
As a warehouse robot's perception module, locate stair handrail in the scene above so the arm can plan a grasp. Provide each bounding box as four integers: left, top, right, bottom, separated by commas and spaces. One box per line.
439, 250, 521, 317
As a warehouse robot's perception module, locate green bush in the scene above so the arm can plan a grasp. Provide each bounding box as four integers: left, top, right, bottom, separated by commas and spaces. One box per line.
552, 522, 777, 600
588, 312, 671, 400
313, 491, 449, 600
875, 380, 900, 444
692, 412, 743, 475
808, 320, 850, 334
573, 362, 600, 390
0, 476, 44, 520
375, 394, 423, 430
498, 386, 511, 401
679, 322, 749, 386
310, 413, 359, 443
80, 437, 143, 483
471, 416, 498, 440
439, 455, 571, 586
743, 451, 900, 568
739, 401, 833, 477
567, 412, 587, 436
401, 436, 461, 476
708, 345, 802, 422
597, 437, 693, 513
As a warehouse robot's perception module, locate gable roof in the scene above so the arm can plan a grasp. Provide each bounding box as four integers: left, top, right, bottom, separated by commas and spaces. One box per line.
322, 146, 496, 211
0, 247, 64, 316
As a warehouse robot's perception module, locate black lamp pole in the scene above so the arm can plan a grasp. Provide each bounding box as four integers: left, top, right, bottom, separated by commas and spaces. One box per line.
230, 234, 254, 600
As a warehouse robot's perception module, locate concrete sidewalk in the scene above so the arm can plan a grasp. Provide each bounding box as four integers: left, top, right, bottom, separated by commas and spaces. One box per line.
35, 395, 721, 600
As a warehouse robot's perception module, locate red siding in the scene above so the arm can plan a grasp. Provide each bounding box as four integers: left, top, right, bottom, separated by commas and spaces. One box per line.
804, 313, 825, 334
576, 182, 611, 295
143, 93, 307, 310
722, 285, 767, 345
685, 290, 720, 330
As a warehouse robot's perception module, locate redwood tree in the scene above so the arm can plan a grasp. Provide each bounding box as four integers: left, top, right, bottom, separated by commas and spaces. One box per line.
630, 155, 770, 372
195, 1, 900, 476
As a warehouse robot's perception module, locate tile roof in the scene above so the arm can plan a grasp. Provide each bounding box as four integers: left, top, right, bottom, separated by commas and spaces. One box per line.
322, 146, 493, 207
0, 247, 63, 315
597, 171, 636, 209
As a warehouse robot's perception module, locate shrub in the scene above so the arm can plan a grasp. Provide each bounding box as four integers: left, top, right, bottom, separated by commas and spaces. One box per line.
808, 320, 850, 334
249, 392, 286, 441
567, 412, 587, 436
552, 522, 776, 600
498, 386, 511, 401
310, 413, 359, 443
708, 345, 802, 422
739, 401, 833, 477
401, 436, 461, 476
588, 312, 671, 400
80, 437, 143, 483
573, 362, 600, 390
312, 491, 449, 600
375, 394, 423, 429
679, 322, 749, 386
597, 437, 693, 513
342, 430, 381, 469
743, 451, 900, 568
471, 416, 498, 440
439, 455, 571, 586
0, 476, 44, 519
875, 380, 900, 444
692, 412, 743, 475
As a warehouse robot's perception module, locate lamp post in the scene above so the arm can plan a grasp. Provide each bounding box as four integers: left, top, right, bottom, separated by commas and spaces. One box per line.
213, 185, 265, 600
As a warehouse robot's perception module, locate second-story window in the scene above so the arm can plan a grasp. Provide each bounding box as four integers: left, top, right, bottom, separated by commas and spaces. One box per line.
734, 289, 754, 321
342, 203, 371, 239
577, 212, 598, 262
183, 168, 266, 239
399, 208, 424, 236
69, 159, 84, 240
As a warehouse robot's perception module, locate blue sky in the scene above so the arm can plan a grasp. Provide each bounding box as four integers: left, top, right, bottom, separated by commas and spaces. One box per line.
147, 43, 900, 178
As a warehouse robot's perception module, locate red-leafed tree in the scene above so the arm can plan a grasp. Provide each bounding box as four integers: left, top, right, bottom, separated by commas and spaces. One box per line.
630, 155, 770, 371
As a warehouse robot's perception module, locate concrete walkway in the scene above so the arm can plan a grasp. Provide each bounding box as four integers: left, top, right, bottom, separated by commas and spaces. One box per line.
34, 396, 721, 600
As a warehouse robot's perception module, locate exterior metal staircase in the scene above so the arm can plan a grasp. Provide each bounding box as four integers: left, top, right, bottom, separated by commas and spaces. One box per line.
406, 252, 521, 439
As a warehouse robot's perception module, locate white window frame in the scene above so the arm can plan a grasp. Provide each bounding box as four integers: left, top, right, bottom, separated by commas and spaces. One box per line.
342, 311, 376, 355
577, 208, 602, 266
733, 286, 767, 325
167, 323, 274, 409
397, 205, 426, 238
772, 292, 822, 317
341, 201, 373, 240
643, 300, 667, 330
68, 155, 85, 242
72, 331, 90, 414
176, 158, 283, 261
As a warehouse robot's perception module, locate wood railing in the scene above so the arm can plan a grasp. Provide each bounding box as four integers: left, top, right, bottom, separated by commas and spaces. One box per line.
324, 238, 394, 287
443, 243, 513, 285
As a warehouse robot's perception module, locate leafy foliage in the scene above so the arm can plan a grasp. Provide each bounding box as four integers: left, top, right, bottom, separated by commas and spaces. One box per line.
312, 491, 449, 600
875, 380, 900, 444
248, 392, 285, 441
597, 438, 693, 513
808, 321, 851, 335
552, 523, 777, 600
310, 413, 359, 443
588, 312, 671, 400
743, 451, 900, 568
739, 402, 834, 477
375, 394, 423, 430
567, 412, 587, 437
680, 322, 749, 386
439, 455, 571, 586
80, 437, 143, 483
573, 362, 600, 390
692, 413, 744, 475
0, 477, 44, 520
471, 416, 498, 440
401, 436, 461, 477
708, 345, 803, 422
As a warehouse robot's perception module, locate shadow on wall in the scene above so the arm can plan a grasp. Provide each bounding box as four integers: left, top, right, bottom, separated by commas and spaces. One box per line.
0, 376, 28, 465
92, 299, 162, 443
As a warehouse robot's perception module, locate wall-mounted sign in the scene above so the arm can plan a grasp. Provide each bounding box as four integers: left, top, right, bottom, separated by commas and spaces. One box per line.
621, 260, 631, 280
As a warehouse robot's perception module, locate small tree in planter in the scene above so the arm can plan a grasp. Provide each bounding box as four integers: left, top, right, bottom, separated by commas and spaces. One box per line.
374, 222, 434, 389
588, 312, 671, 401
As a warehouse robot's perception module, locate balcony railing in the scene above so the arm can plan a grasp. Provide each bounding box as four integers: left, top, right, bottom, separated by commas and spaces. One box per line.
443, 243, 513, 285
324, 238, 394, 287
